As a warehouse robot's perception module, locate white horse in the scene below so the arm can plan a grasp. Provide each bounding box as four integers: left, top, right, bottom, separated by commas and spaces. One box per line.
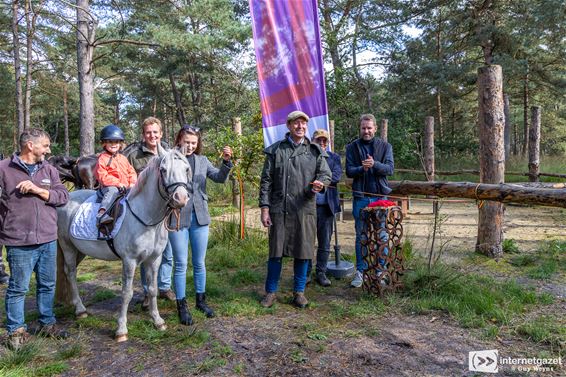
57, 150, 191, 342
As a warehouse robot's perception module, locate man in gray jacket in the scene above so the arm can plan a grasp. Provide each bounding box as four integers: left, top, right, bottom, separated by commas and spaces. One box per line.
259, 111, 331, 309
0, 129, 69, 350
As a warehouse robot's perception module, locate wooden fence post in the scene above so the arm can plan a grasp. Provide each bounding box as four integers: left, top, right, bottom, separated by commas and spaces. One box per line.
329, 119, 335, 151
477, 65, 505, 258
424, 116, 435, 217
231, 117, 242, 208
528, 106, 541, 183
424, 116, 435, 181
380, 119, 388, 143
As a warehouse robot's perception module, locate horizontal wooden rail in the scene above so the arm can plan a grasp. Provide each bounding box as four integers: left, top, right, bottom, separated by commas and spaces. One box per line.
396, 168, 566, 179
389, 180, 566, 208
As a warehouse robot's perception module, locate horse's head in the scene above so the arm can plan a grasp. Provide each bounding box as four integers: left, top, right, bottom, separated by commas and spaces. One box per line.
157, 150, 191, 209
48, 155, 77, 183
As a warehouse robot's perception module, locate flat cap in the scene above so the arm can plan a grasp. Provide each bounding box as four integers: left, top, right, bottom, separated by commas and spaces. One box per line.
286, 110, 309, 124
312, 129, 330, 140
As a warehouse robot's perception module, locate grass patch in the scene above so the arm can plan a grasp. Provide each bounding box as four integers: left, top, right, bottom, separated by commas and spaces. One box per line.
515, 315, 566, 347
502, 239, 520, 254
56, 343, 82, 360
517, 240, 566, 280
127, 319, 169, 344
218, 297, 263, 317
229, 269, 263, 286
325, 297, 386, 321
34, 361, 69, 377
0, 341, 43, 369
77, 272, 96, 283
172, 329, 210, 349
508, 254, 537, 267
189, 355, 226, 374
0, 365, 33, 377
207, 221, 267, 270
76, 315, 111, 330
91, 288, 117, 303
400, 261, 550, 328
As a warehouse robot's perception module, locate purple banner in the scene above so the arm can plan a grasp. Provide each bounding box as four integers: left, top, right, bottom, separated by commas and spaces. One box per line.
249, 0, 329, 147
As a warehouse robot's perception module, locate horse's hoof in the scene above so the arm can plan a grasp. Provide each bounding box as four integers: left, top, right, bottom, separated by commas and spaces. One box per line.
156, 323, 167, 331
76, 311, 88, 319
115, 334, 128, 342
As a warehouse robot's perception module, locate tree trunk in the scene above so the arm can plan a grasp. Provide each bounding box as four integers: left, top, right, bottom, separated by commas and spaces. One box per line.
503, 94, 510, 159
389, 180, 566, 208
528, 106, 541, 182
435, 12, 443, 144
522, 68, 529, 156
169, 72, 186, 127
512, 117, 518, 156
63, 83, 69, 156
424, 116, 435, 181
476, 65, 505, 258
24, 0, 35, 130
76, 0, 95, 156
12, 0, 24, 137
380, 119, 388, 143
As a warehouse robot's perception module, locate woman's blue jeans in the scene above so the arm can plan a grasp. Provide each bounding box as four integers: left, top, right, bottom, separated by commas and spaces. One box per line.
353, 196, 388, 273
265, 258, 309, 293
5, 241, 57, 334
168, 212, 209, 300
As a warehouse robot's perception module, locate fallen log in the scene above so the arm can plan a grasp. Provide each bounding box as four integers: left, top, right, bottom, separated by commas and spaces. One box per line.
396, 168, 566, 179
389, 180, 566, 208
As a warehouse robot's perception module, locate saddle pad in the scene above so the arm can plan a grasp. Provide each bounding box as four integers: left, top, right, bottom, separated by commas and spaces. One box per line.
70, 194, 127, 240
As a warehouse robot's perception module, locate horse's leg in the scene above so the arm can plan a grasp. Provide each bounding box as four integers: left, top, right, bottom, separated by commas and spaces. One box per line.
143, 256, 166, 331
59, 241, 88, 318
116, 258, 136, 342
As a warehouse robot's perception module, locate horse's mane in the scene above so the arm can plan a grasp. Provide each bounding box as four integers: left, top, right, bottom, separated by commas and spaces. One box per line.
129, 153, 162, 197
128, 149, 187, 198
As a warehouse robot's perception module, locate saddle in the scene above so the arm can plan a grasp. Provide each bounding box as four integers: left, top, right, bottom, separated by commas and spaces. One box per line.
97, 191, 126, 240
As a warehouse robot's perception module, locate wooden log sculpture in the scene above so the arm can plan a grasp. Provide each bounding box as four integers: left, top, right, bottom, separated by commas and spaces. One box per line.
360, 206, 405, 296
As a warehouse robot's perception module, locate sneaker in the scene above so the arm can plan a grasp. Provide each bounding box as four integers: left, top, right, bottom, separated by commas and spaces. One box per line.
350, 270, 364, 288
292, 292, 309, 309
33, 324, 69, 339
159, 289, 176, 301
6, 327, 31, 351
260, 293, 277, 308
315, 272, 331, 287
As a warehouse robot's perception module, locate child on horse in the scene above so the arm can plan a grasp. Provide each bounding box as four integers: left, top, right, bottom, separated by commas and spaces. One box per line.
95, 124, 137, 227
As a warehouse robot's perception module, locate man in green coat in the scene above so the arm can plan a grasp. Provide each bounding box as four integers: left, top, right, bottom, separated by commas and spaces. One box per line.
259, 111, 331, 309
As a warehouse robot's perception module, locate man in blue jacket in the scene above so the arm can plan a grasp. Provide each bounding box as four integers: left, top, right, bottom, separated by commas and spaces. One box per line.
345, 114, 394, 288
0, 129, 69, 350
307, 129, 342, 287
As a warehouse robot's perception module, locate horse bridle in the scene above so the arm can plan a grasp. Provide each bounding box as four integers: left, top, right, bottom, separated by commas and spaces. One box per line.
126, 160, 190, 230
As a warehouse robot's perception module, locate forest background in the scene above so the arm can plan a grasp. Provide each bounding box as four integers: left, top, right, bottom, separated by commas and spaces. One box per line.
0, 0, 565, 175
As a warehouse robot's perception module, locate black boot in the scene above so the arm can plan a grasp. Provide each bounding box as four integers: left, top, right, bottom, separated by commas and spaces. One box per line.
176, 298, 193, 326
195, 293, 215, 318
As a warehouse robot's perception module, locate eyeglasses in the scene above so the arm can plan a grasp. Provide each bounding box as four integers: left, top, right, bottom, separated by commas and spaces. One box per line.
181, 125, 201, 133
